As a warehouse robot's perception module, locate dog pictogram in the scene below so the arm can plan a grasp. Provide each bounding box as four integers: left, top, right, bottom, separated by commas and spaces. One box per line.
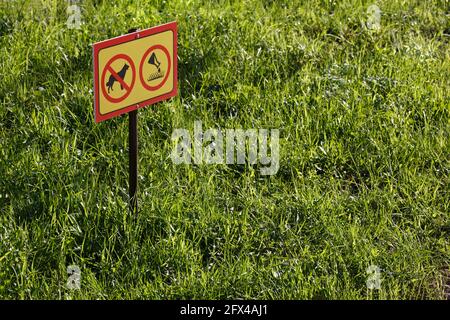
101, 54, 136, 103
106, 63, 130, 93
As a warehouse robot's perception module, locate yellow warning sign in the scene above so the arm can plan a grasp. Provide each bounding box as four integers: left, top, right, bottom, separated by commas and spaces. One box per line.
93, 22, 177, 122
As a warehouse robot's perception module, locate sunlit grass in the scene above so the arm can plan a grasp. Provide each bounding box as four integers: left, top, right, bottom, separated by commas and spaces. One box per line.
0, 0, 449, 299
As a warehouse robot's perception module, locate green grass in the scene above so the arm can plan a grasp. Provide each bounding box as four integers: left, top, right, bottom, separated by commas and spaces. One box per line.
0, 0, 449, 299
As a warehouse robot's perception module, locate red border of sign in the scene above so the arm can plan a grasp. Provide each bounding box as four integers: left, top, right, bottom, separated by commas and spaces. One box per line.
93, 21, 178, 123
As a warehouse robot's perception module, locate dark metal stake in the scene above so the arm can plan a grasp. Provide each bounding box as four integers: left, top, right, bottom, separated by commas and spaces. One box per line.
128, 28, 139, 214
129, 109, 138, 214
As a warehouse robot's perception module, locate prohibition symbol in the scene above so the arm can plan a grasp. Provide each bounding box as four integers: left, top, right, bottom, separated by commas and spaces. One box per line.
101, 54, 136, 103
139, 44, 171, 91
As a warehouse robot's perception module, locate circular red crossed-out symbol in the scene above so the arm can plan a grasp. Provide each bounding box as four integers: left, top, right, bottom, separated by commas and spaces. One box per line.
101, 54, 136, 103
139, 44, 171, 91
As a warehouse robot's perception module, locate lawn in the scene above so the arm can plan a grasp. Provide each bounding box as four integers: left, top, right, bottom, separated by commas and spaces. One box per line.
0, 0, 449, 299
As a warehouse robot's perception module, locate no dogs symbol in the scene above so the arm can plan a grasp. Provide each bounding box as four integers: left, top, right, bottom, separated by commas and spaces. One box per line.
139, 45, 171, 91
101, 54, 136, 103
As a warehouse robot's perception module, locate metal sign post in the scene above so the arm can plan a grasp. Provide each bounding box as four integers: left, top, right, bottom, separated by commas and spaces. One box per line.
127, 28, 138, 214
128, 108, 138, 214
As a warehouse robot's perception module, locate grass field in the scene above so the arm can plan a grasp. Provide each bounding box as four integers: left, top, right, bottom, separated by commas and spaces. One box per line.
0, 0, 449, 299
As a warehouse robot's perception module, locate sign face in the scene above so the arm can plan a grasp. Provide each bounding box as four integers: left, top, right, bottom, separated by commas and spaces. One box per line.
93, 22, 177, 122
